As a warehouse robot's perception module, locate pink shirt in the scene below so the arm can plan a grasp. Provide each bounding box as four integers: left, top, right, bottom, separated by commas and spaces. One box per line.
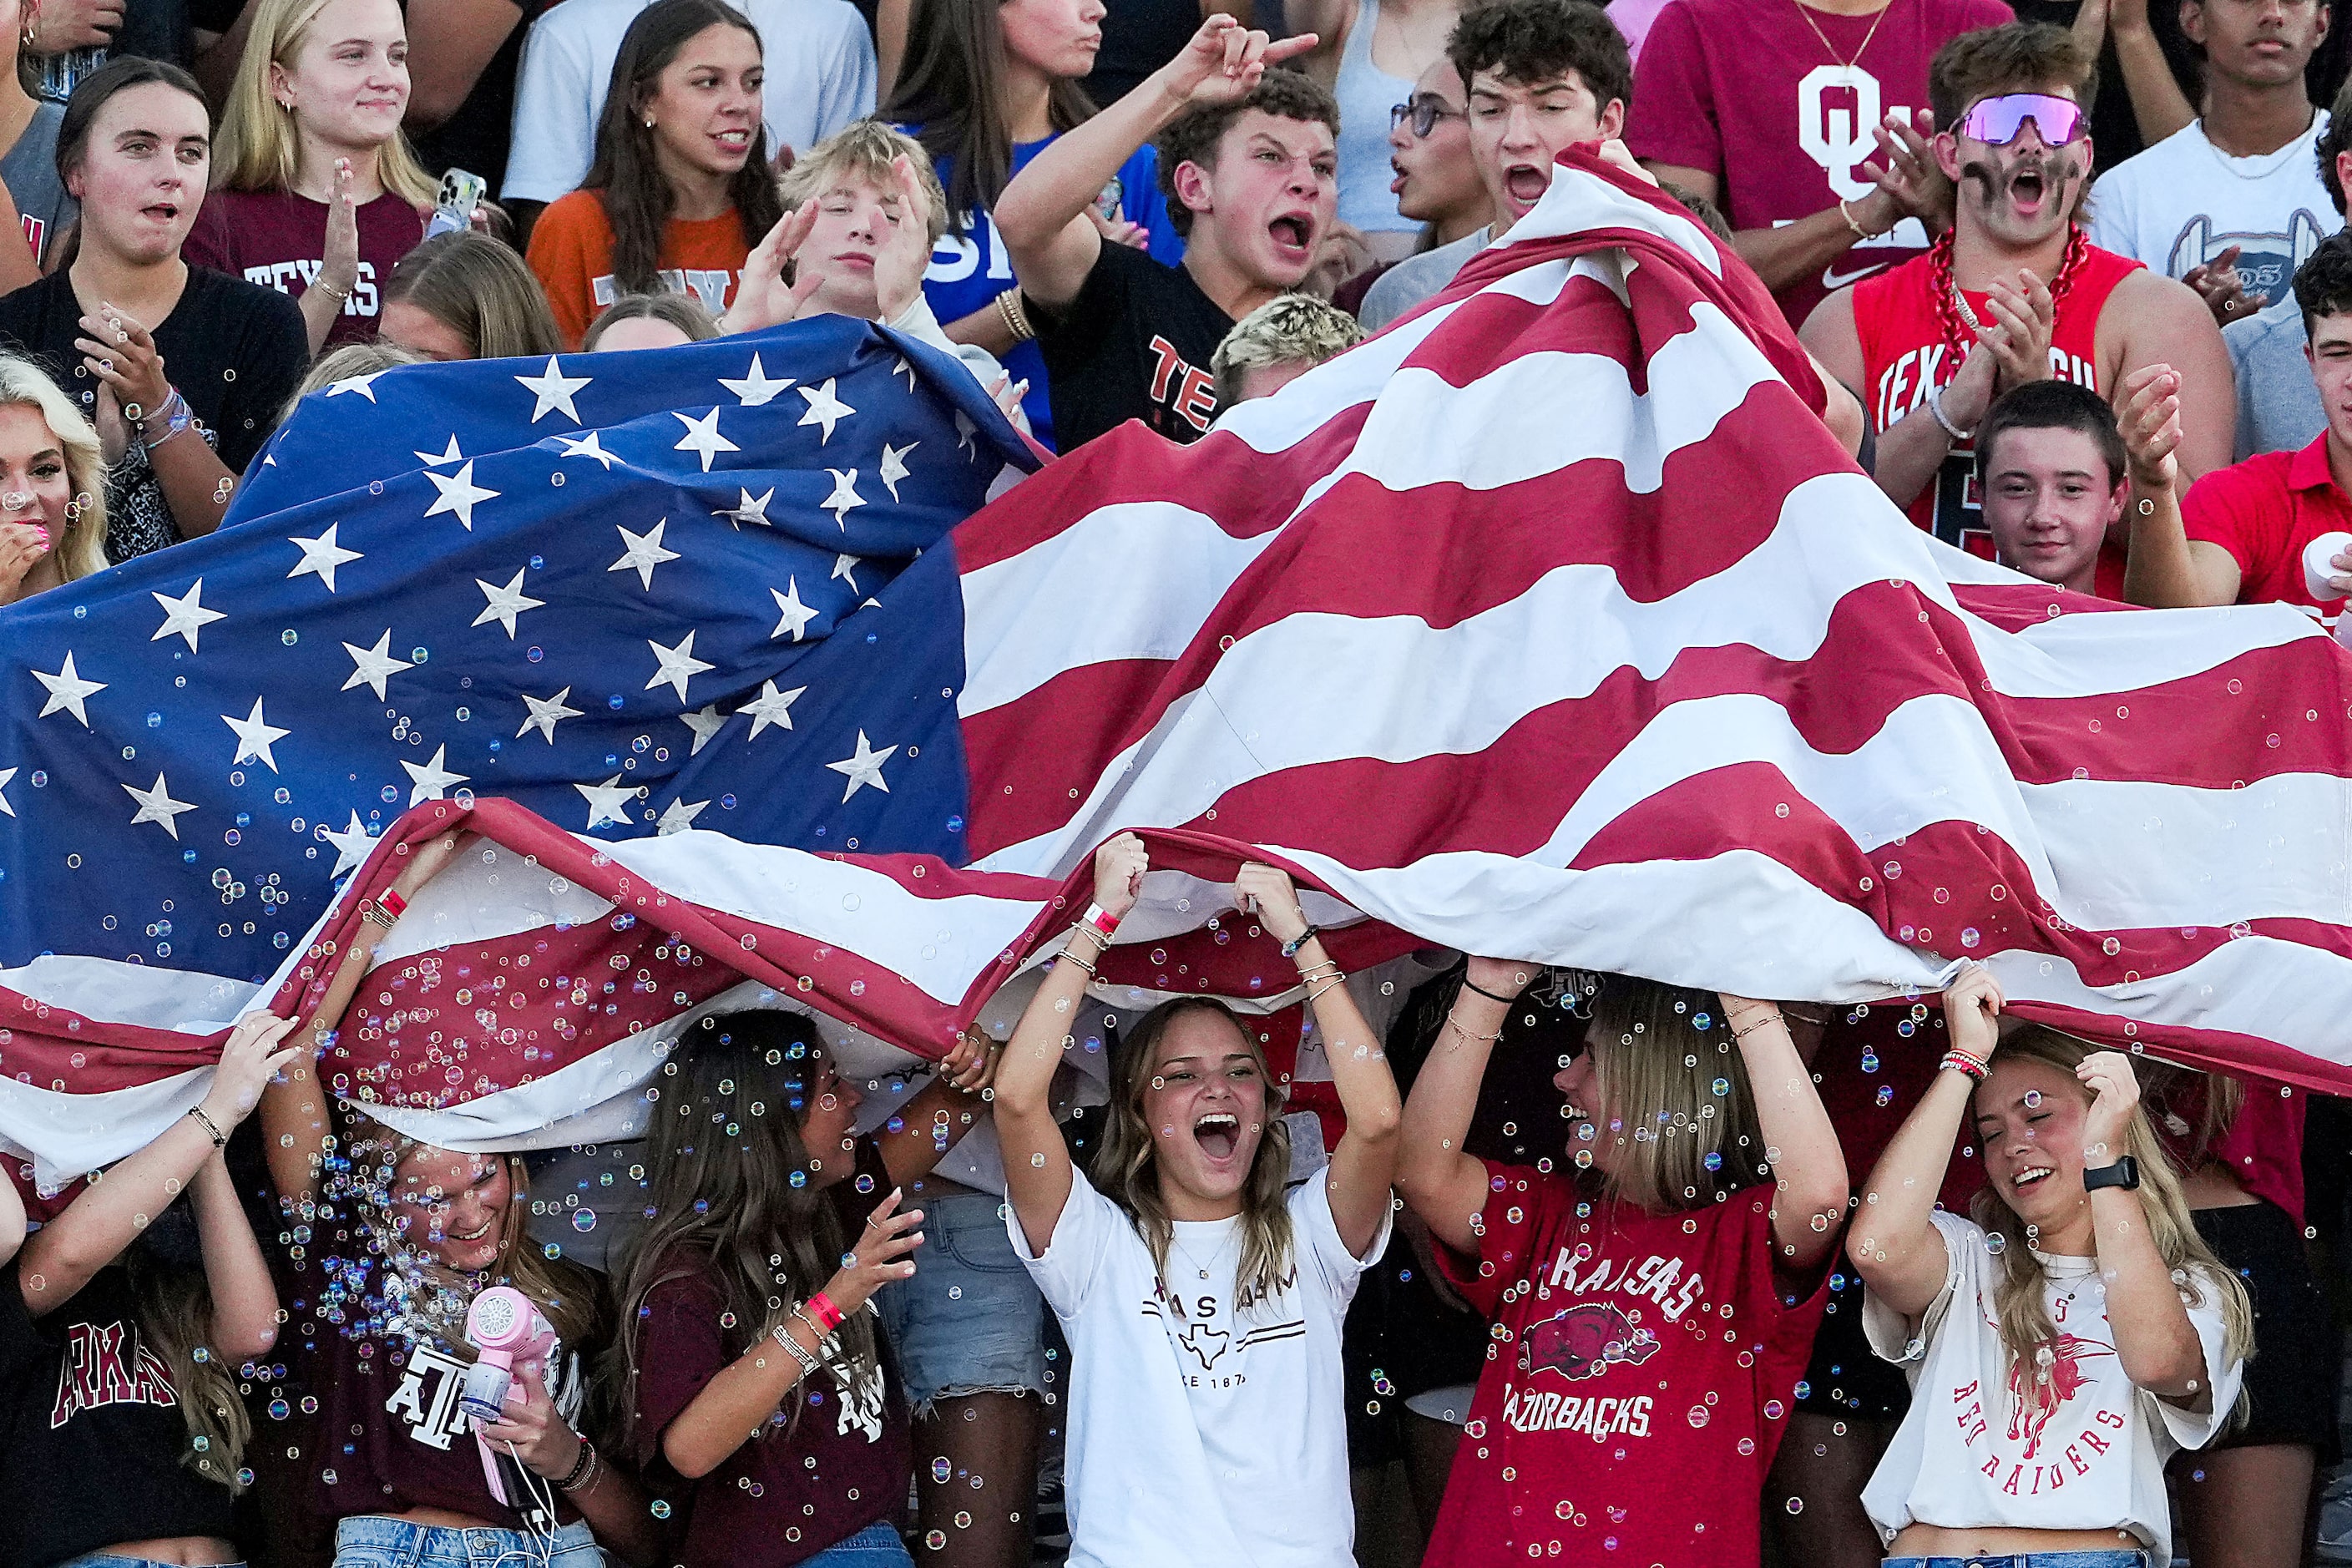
1628, 0, 2013, 327
1607, 0, 1675, 58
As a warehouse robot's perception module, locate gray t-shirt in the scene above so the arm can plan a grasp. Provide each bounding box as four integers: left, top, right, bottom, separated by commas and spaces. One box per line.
2225, 290, 2325, 461
1, 101, 75, 269
1359, 225, 1493, 332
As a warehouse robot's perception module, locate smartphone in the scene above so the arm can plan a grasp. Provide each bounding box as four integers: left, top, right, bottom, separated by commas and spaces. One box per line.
424, 169, 488, 239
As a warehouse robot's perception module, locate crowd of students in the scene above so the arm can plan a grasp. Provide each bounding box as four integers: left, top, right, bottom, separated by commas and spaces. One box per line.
0, 0, 2349, 1565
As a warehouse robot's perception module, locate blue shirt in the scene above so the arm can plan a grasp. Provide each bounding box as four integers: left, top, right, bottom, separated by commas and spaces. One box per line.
918, 134, 1186, 448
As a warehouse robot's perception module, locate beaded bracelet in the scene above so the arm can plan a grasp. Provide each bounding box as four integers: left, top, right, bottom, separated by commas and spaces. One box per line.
1938, 1050, 1990, 1082
771, 1320, 822, 1378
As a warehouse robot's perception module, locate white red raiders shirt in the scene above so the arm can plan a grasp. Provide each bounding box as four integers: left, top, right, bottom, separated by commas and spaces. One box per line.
1010, 1167, 1387, 1568
1862, 1209, 2244, 1560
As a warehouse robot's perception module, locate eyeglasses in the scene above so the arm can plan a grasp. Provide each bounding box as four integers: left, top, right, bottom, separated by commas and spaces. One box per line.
1389, 98, 1460, 138
1959, 92, 2086, 147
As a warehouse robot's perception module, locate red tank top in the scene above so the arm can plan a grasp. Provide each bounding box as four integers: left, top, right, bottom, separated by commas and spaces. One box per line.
1853, 236, 2143, 555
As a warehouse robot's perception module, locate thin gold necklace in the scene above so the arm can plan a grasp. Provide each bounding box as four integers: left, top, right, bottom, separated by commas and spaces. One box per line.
1793, 0, 1895, 69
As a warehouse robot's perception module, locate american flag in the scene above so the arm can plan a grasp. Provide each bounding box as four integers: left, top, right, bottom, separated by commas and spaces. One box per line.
6, 150, 2352, 1181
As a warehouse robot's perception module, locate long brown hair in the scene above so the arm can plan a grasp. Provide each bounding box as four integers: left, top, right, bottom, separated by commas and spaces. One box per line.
1095, 998, 1295, 1310
1968, 1027, 2253, 1430
582, 0, 781, 297
1579, 976, 1769, 1213
603, 1010, 881, 1446
381, 231, 564, 359
883, 0, 1096, 233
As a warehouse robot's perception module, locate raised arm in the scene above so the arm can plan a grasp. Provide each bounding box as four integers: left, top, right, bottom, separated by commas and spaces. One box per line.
2114, 363, 2243, 608
262, 831, 468, 1212
872, 1029, 996, 1191
1233, 863, 1399, 1259
994, 17, 1314, 308
20, 1013, 300, 1318
187, 1150, 281, 1363
0, 1162, 21, 1268
1717, 995, 1847, 1273
995, 834, 1144, 1255
1395, 957, 1529, 1255
2077, 1050, 2213, 1398
1849, 963, 2000, 1315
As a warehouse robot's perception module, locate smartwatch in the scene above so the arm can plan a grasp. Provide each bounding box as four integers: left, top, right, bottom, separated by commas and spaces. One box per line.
2081, 1156, 2140, 1193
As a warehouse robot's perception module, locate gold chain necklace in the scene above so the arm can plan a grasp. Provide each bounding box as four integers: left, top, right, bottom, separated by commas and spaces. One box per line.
1793, 0, 1895, 69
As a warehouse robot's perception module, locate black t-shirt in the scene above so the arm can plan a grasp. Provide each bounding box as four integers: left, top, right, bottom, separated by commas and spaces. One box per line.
0, 1260, 236, 1568
0, 265, 306, 564
1034, 240, 1235, 450
1082, 0, 1200, 107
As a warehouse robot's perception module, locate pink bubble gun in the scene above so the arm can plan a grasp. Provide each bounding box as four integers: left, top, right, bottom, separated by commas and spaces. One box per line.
460, 1284, 557, 1505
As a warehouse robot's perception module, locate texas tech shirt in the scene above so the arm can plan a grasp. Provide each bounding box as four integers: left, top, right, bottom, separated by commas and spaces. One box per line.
1033, 240, 1237, 451
1421, 1163, 1826, 1568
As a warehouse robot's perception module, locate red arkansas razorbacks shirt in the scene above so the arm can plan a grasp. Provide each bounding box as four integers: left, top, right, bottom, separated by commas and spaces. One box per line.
1421, 1161, 1828, 1568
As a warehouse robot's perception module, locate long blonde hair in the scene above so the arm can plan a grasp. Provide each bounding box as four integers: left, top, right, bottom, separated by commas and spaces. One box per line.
1096, 999, 1296, 1311
0, 352, 108, 583
126, 1237, 250, 1491
212, 0, 437, 205
1581, 976, 1769, 1213
1969, 1026, 2254, 1425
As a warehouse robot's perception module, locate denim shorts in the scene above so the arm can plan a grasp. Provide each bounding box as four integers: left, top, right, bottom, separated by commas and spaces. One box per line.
877, 1191, 1047, 1411
330, 1514, 604, 1568
1882, 1553, 2149, 1568
800, 1521, 915, 1566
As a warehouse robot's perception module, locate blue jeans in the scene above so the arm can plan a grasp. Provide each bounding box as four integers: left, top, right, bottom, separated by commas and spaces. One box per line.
1882, 1554, 2150, 1568
876, 1191, 1047, 1412
329, 1515, 604, 1568
800, 1521, 915, 1566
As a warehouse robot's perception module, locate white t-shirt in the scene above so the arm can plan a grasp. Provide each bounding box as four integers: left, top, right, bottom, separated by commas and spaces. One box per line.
2086, 113, 2335, 309
1860, 1209, 2244, 1560
1010, 1166, 1388, 1568
502, 0, 877, 205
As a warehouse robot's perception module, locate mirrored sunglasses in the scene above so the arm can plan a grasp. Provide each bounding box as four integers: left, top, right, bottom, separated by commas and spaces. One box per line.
1960, 92, 2086, 147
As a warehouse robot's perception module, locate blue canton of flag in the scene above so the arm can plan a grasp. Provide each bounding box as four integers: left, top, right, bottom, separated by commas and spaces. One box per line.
0, 316, 1034, 984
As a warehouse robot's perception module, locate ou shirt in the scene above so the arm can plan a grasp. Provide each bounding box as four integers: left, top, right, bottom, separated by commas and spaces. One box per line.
918, 136, 1183, 450
1419, 1161, 1827, 1568
1629, 0, 2014, 327
1861, 1209, 2243, 1561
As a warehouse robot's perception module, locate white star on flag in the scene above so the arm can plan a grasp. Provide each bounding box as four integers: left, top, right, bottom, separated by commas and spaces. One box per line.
769, 579, 817, 641
718, 487, 774, 529
609, 518, 680, 590
673, 407, 738, 472
645, 630, 713, 701
893, 357, 918, 392
0, 766, 16, 818
720, 353, 793, 406
288, 523, 363, 592
826, 730, 898, 801
575, 774, 637, 830
656, 797, 709, 835
556, 430, 618, 469
738, 679, 806, 740
832, 554, 862, 592
515, 357, 592, 422
322, 811, 377, 877
402, 744, 468, 806
149, 579, 226, 652
424, 458, 499, 530
222, 696, 291, 771
518, 687, 582, 744
417, 434, 463, 467
956, 409, 977, 455
124, 772, 196, 839
473, 567, 544, 638
680, 705, 726, 755
879, 442, 916, 502
32, 651, 105, 725
822, 468, 865, 528
342, 630, 415, 700
325, 370, 391, 402
798, 377, 855, 443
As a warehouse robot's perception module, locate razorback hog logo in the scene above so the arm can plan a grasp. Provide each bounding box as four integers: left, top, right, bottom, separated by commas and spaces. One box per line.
2005, 1332, 2112, 1458
1519, 1303, 1661, 1382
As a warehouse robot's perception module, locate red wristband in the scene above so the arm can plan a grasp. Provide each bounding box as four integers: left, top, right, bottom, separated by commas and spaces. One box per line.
805, 1291, 843, 1333
1083, 903, 1119, 938
378, 888, 407, 918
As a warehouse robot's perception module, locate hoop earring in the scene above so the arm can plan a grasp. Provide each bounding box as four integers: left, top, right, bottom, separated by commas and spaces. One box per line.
18, 23, 33, 48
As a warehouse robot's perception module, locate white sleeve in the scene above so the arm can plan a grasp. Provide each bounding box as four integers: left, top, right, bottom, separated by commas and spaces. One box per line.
1007, 1165, 1122, 1317
503, 13, 595, 205
1862, 1208, 1983, 1366
1292, 1167, 1389, 1310
2153, 1266, 2250, 1452
812, 14, 879, 143
885, 294, 1027, 429
2082, 166, 2136, 262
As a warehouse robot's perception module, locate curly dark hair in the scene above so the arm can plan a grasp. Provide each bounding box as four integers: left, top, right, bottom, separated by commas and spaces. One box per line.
1153, 67, 1339, 238
1445, 0, 1631, 117
1928, 21, 2097, 133
2294, 229, 2352, 336
2318, 77, 2352, 216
